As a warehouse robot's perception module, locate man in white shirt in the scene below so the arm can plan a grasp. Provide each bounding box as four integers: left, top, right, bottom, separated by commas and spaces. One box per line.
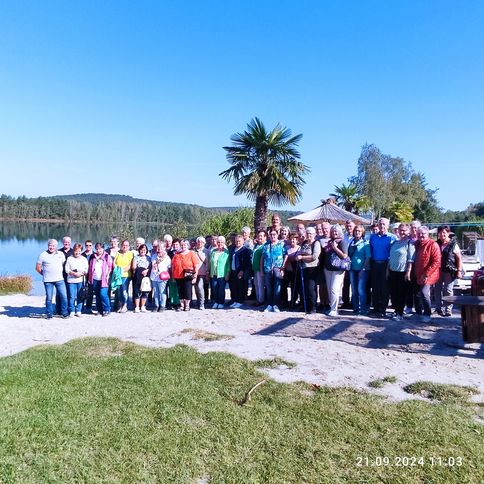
36, 239, 68, 319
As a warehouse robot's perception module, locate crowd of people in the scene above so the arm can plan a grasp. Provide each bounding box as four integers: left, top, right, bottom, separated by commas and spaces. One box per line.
35, 215, 463, 323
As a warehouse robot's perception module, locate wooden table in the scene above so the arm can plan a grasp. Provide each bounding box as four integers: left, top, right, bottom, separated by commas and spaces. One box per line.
443, 296, 484, 343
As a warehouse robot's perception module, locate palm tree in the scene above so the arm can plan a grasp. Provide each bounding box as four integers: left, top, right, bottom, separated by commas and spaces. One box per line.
220, 117, 309, 232
330, 183, 360, 212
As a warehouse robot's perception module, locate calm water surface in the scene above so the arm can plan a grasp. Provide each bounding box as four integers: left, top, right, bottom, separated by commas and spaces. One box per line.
0, 222, 170, 295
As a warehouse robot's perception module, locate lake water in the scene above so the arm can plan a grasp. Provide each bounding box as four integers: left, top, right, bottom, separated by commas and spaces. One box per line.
0, 221, 172, 295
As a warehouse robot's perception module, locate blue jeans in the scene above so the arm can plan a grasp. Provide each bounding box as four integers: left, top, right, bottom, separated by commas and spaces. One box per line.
67, 282, 84, 314
44, 280, 68, 317
349, 269, 368, 313
211, 277, 226, 305
93, 279, 111, 315
117, 277, 131, 307
416, 284, 432, 316
152, 280, 168, 308
264, 272, 281, 307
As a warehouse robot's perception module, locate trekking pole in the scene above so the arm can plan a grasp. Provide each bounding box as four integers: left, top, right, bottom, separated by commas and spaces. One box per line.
300, 263, 307, 313
291, 262, 298, 308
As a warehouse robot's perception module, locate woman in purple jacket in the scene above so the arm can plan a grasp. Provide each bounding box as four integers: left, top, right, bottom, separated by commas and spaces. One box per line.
88, 243, 113, 316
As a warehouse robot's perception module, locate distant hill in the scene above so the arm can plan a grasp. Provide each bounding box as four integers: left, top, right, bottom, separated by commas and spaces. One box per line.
51, 193, 213, 209
0, 193, 300, 224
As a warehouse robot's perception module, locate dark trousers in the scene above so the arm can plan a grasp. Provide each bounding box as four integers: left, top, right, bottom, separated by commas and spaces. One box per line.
371, 261, 389, 313
229, 273, 248, 304
303, 267, 318, 313
342, 270, 351, 306
389, 270, 407, 316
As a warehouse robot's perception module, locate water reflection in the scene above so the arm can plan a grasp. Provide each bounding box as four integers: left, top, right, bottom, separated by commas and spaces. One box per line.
0, 221, 171, 243
0, 221, 173, 295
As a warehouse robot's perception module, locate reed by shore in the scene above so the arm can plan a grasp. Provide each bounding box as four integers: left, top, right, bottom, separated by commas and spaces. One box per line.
0, 275, 32, 295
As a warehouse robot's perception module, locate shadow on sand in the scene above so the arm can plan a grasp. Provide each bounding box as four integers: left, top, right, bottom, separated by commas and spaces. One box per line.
0, 305, 47, 318
253, 310, 483, 359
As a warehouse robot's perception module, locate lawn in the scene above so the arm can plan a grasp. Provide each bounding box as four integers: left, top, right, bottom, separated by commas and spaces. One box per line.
0, 338, 481, 483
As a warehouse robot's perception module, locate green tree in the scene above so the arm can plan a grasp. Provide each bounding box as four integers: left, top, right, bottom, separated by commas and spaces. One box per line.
389, 201, 414, 223
198, 207, 254, 240
350, 143, 439, 220
220, 117, 310, 232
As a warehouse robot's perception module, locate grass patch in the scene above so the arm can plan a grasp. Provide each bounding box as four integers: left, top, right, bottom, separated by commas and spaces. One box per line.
0, 338, 482, 482
368, 375, 398, 389
254, 357, 297, 369
180, 328, 234, 342
403, 381, 480, 403
0, 274, 32, 295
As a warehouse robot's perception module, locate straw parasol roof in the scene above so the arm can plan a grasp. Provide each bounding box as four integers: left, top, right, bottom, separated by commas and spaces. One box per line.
288, 198, 371, 225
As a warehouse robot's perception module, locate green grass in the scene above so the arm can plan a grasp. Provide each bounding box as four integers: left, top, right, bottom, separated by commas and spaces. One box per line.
254, 357, 297, 369
0, 338, 482, 483
368, 375, 398, 389
179, 328, 234, 342
0, 275, 32, 295
403, 381, 480, 403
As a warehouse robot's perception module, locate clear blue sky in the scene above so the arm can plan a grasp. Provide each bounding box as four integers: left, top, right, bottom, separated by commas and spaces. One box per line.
0, 1, 482, 212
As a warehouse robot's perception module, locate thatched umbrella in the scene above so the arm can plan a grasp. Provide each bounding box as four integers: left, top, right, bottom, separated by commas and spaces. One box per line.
288, 198, 371, 225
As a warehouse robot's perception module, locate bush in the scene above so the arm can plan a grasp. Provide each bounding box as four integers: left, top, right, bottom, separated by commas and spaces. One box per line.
0, 275, 32, 295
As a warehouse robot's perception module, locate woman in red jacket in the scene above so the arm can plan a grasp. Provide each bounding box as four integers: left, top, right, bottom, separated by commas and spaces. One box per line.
411, 226, 441, 323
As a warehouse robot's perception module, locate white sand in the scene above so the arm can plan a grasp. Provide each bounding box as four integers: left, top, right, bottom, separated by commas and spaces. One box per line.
1, 294, 482, 402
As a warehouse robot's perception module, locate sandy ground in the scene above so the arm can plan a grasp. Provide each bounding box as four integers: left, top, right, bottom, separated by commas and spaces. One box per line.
0, 294, 483, 402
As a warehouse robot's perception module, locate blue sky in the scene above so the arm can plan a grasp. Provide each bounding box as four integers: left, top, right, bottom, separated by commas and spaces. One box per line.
0, 1, 482, 212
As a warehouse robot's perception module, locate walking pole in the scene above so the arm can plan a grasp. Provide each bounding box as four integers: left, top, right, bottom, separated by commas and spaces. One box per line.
291, 262, 298, 309
300, 263, 307, 313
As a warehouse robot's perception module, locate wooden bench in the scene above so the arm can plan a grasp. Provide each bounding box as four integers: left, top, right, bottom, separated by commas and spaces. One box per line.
443, 296, 484, 343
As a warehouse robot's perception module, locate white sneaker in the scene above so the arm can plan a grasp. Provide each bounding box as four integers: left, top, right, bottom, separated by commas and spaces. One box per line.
120, 305, 128, 313
233, 302, 242, 309
140, 306, 146, 313
327, 310, 338, 317
392, 314, 402, 321
199, 305, 205, 310
230, 302, 238, 308
263, 305, 273, 312
272, 305, 280, 313
134, 307, 140, 313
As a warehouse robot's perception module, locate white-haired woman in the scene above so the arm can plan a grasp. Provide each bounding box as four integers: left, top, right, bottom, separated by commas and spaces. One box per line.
194, 236, 210, 310
150, 244, 171, 311
323, 225, 349, 316
296, 227, 321, 314
171, 240, 200, 311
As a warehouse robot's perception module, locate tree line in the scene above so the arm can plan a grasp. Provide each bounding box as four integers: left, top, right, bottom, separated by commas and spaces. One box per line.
0, 194, 222, 225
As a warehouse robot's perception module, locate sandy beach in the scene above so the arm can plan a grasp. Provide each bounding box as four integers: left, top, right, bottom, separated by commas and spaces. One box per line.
1, 294, 482, 403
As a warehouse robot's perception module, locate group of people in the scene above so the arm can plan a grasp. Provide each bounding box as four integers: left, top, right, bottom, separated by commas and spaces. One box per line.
36, 214, 463, 322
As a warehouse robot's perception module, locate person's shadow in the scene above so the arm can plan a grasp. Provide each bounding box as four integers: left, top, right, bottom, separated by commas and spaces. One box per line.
0, 305, 45, 318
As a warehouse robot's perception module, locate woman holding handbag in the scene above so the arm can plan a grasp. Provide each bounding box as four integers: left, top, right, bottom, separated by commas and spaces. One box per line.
295, 227, 321, 314
171, 240, 200, 311
323, 225, 349, 316
65, 243, 89, 317
132, 244, 152, 313
150, 244, 172, 312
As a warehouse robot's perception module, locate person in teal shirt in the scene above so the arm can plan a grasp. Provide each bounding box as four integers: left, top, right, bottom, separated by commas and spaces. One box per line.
261, 229, 287, 312
348, 225, 371, 314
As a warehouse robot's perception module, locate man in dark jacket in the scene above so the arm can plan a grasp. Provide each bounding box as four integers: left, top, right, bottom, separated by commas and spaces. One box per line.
228, 235, 253, 308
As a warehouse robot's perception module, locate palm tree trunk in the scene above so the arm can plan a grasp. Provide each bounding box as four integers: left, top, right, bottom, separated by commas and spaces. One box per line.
254, 195, 268, 233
